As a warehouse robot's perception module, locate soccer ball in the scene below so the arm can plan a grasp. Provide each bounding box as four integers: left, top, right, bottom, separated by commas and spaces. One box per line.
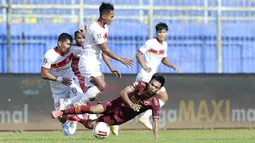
93, 122, 110, 139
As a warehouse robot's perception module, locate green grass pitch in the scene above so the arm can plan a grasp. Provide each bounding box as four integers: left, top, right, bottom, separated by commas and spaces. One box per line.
0, 129, 255, 143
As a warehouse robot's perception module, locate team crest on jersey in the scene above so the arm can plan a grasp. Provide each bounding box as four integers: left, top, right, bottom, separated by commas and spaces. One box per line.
97, 34, 101, 39
43, 58, 48, 65
143, 44, 147, 48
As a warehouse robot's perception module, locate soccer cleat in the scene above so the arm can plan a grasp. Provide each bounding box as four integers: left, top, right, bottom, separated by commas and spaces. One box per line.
62, 121, 76, 136
110, 125, 119, 136
139, 117, 153, 130
51, 111, 63, 119
67, 121, 77, 135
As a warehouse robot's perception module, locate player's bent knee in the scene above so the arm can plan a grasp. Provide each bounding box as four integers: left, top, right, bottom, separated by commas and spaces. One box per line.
90, 104, 105, 114
97, 82, 106, 91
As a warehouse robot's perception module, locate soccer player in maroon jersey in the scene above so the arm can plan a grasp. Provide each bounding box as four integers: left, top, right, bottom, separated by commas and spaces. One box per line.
71, 30, 87, 92
51, 73, 165, 138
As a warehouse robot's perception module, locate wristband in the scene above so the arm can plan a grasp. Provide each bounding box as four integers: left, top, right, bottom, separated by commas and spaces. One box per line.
56, 76, 63, 82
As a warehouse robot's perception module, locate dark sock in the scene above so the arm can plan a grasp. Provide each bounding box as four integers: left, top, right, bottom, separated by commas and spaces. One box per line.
63, 105, 91, 114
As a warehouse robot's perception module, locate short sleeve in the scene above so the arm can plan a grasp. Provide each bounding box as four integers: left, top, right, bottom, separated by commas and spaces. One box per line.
42, 53, 51, 69
91, 26, 106, 45
139, 40, 151, 54
151, 98, 160, 119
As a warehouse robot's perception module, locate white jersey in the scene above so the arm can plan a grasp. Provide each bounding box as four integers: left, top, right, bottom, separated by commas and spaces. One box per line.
137, 38, 168, 82
80, 21, 108, 66
42, 46, 81, 91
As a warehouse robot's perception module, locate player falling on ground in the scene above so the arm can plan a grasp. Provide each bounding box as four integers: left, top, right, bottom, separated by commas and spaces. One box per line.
52, 73, 165, 139
58, 2, 134, 126
112, 22, 179, 132
41, 33, 87, 136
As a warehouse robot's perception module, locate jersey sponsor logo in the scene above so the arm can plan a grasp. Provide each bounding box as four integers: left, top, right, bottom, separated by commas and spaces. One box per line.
55, 66, 70, 72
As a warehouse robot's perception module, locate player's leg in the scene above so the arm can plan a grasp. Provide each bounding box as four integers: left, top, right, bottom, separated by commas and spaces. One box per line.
53, 91, 77, 136
77, 65, 105, 104
53, 96, 68, 124
51, 104, 105, 118
59, 77, 89, 108
139, 87, 168, 129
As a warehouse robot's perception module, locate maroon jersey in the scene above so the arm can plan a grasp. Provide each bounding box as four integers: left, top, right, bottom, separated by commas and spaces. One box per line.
98, 81, 160, 125
71, 45, 86, 92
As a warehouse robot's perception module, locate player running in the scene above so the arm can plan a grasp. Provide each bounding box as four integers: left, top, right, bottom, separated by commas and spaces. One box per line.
75, 2, 134, 114
41, 33, 87, 136
52, 73, 165, 139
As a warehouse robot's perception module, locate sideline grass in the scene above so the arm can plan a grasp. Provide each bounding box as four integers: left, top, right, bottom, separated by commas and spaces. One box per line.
0, 129, 254, 143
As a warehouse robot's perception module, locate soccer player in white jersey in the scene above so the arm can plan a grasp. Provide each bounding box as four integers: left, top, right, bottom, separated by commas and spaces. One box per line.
112, 22, 179, 134
77, 3, 133, 111
41, 33, 86, 136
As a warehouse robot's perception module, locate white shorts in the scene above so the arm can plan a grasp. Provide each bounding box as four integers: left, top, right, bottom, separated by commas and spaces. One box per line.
52, 76, 84, 111
78, 63, 102, 87
136, 71, 166, 92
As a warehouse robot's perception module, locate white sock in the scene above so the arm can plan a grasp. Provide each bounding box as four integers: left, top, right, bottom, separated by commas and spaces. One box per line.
140, 110, 152, 120
64, 95, 83, 106
78, 86, 101, 104
159, 99, 165, 107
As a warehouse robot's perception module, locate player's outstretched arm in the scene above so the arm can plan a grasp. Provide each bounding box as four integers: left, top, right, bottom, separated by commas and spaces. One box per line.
98, 43, 134, 67
152, 118, 159, 139
161, 57, 179, 73
136, 51, 151, 73
102, 53, 121, 78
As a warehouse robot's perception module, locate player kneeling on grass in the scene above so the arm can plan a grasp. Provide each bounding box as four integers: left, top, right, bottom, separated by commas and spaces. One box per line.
52, 73, 165, 138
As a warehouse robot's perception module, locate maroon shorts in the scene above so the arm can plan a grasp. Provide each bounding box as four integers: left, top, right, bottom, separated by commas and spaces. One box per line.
97, 98, 122, 125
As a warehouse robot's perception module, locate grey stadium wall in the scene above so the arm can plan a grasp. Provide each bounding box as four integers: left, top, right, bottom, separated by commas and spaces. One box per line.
0, 74, 254, 131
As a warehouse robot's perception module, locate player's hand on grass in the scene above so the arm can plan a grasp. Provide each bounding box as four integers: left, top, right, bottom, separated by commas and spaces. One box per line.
120, 58, 134, 67
62, 78, 72, 86
130, 103, 142, 112
110, 68, 121, 78
143, 67, 152, 73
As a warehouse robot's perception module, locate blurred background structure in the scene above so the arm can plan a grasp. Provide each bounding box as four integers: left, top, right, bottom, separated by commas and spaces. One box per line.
0, 0, 254, 73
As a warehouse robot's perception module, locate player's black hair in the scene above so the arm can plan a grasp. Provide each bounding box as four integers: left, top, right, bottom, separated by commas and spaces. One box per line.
155, 22, 168, 32
74, 31, 80, 38
58, 33, 73, 43
151, 73, 165, 87
99, 2, 114, 16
